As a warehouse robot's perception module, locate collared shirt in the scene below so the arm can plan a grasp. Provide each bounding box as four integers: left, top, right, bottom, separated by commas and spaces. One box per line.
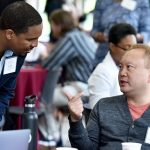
43, 29, 97, 83
0, 50, 13, 75
0, 50, 13, 123
88, 52, 122, 108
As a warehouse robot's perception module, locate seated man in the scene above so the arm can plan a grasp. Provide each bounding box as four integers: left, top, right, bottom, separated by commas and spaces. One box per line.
88, 23, 137, 109
66, 44, 150, 150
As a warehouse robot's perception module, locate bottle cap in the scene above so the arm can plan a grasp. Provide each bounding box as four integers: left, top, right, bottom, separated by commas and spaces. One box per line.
25, 95, 38, 105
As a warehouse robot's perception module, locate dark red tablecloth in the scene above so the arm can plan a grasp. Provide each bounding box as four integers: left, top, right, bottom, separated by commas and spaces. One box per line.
10, 66, 48, 107
9, 66, 48, 128
9, 65, 48, 150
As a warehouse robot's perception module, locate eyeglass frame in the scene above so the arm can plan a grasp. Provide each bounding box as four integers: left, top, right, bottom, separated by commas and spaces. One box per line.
114, 44, 132, 51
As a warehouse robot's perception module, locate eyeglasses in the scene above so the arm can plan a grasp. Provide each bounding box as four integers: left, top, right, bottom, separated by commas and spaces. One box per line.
115, 44, 130, 51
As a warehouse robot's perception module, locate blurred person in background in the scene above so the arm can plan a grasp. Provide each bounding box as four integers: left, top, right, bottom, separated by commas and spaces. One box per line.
45, 0, 65, 43
41, 9, 97, 145
42, 9, 97, 107
92, 0, 150, 66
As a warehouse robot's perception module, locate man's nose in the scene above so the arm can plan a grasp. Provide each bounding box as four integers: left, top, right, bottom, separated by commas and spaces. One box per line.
31, 40, 38, 48
119, 67, 127, 76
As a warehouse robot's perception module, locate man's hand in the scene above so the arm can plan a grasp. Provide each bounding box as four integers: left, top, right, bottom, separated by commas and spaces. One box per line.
136, 33, 144, 43
93, 32, 107, 42
65, 92, 84, 122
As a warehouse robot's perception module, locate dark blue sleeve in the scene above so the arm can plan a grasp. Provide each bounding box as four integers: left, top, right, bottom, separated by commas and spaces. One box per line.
0, 55, 26, 118
0, 75, 16, 116
68, 103, 100, 150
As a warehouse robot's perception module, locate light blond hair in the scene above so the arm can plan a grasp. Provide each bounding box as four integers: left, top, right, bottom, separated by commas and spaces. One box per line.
129, 44, 150, 68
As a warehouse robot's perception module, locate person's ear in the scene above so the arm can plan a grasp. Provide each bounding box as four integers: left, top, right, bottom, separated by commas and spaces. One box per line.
109, 43, 113, 49
5, 29, 15, 40
109, 43, 115, 52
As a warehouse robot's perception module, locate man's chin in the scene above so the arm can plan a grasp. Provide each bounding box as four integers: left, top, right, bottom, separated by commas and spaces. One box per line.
14, 51, 27, 56
20, 53, 27, 56
120, 88, 128, 94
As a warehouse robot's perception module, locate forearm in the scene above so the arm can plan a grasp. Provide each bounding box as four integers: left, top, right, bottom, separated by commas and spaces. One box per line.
66, 92, 100, 150
69, 116, 98, 150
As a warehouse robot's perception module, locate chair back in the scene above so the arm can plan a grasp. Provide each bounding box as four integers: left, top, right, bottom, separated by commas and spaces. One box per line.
40, 68, 61, 106
38, 69, 61, 143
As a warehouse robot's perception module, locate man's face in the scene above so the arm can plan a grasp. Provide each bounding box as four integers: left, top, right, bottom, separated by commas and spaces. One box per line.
110, 35, 137, 65
118, 49, 150, 96
7, 23, 43, 55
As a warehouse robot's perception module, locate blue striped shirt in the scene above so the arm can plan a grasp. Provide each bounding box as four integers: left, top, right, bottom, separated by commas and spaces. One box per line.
43, 29, 97, 83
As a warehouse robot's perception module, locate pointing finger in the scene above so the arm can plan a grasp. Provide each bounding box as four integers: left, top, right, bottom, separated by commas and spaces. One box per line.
64, 92, 73, 100
64, 92, 83, 102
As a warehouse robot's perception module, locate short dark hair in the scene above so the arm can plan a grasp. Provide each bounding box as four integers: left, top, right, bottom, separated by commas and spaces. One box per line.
0, 1, 42, 34
108, 23, 137, 44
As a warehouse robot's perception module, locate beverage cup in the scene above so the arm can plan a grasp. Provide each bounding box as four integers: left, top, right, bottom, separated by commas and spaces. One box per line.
121, 142, 142, 150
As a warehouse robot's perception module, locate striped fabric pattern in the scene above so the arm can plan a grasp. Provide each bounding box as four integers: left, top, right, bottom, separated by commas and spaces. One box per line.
43, 29, 97, 83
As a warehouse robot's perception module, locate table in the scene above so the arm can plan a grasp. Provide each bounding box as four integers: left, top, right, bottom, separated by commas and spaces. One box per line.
10, 65, 48, 107
8, 65, 48, 150
9, 65, 48, 128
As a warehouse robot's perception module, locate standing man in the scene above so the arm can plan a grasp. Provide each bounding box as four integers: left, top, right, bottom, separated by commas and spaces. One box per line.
0, 1, 42, 127
92, 0, 150, 66
66, 44, 150, 149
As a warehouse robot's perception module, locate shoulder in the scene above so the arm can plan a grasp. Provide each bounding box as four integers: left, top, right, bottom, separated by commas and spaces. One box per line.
67, 29, 97, 48
96, 95, 125, 108
67, 29, 92, 40
91, 95, 126, 118
92, 54, 117, 76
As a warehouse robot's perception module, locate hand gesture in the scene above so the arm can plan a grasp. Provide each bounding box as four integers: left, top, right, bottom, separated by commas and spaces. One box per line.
65, 92, 84, 122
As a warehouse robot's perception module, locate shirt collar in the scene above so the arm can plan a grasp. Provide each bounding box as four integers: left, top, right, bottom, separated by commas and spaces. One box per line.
4, 50, 13, 58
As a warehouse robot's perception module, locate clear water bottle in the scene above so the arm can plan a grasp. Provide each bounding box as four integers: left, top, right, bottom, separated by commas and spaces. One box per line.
22, 95, 38, 150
